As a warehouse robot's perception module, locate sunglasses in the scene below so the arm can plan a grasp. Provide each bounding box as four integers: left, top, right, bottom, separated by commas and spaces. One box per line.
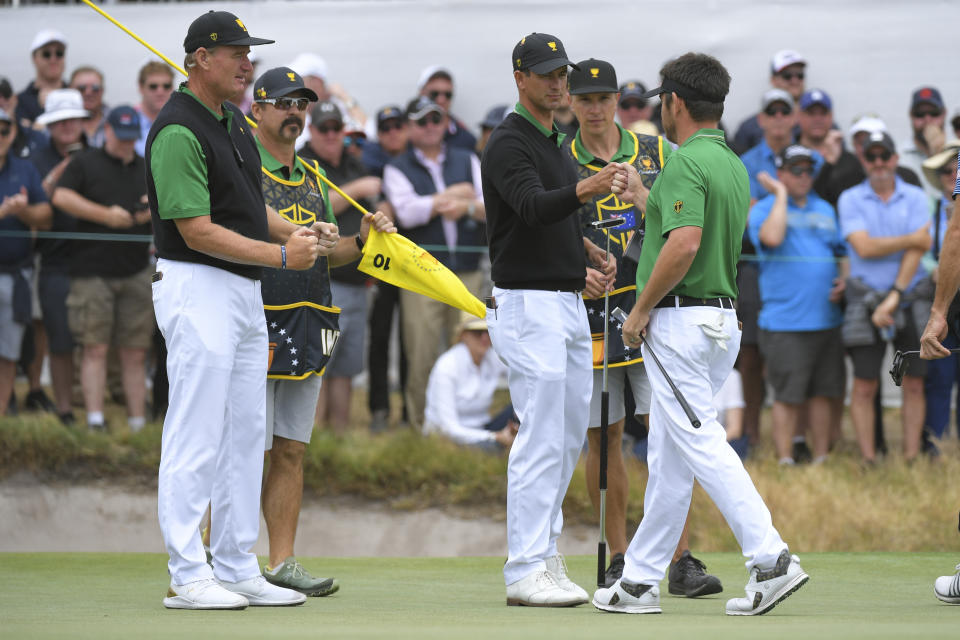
778, 71, 804, 81
315, 122, 344, 134
415, 112, 443, 127
764, 105, 792, 117
911, 108, 942, 119
147, 82, 172, 91
75, 84, 102, 94
864, 149, 893, 163
256, 97, 310, 112
344, 135, 365, 148
428, 90, 453, 101
378, 120, 404, 133
619, 99, 646, 110
39, 48, 65, 60
786, 165, 815, 176
0, 125, 11, 138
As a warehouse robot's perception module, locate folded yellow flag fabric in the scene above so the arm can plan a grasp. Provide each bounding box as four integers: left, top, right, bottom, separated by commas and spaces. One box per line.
358, 229, 486, 318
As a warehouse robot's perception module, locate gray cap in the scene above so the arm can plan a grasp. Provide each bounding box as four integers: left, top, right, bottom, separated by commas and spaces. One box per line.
761, 88, 794, 111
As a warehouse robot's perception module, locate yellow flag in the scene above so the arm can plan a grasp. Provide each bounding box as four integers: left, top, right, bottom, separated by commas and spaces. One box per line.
358, 229, 486, 318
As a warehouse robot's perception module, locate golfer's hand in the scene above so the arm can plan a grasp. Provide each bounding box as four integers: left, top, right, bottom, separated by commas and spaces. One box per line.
583, 267, 608, 298
494, 425, 516, 449
578, 163, 625, 201
920, 310, 952, 359
613, 163, 649, 212
585, 243, 617, 282
285, 228, 320, 269
359, 210, 397, 247
622, 307, 649, 349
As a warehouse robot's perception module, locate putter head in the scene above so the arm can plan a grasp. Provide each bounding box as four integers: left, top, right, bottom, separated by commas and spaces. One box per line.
889, 350, 908, 386
591, 217, 626, 230
611, 307, 628, 323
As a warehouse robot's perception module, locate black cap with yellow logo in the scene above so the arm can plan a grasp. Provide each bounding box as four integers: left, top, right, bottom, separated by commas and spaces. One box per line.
568, 58, 618, 95
184, 10, 275, 53
512, 33, 578, 74
253, 67, 319, 102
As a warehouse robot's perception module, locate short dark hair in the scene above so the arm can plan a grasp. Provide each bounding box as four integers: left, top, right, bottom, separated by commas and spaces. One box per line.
659, 52, 729, 123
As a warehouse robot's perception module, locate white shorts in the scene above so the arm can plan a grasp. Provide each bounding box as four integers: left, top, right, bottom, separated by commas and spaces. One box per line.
589, 361, 651, 427
265, 375, 324, 449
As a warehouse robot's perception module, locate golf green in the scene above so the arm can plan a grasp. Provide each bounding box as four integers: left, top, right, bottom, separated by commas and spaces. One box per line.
1, 552, 955, 639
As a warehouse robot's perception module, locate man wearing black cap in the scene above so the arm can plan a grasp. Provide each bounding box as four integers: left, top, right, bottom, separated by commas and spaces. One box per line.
362, 105, 409, 179
565, 57, 722, 597
599, 52, 808, 616
616, 81, 653, 131
145, 11, 331, 610
482, 33, 625, 607
901, 86, 949, 199
251, 66, 395, 596
838, 131, 932, 465
477, 104, 508, 154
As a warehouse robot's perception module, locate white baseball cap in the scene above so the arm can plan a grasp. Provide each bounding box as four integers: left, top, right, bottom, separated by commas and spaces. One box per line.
289, 52, 327, 81
35, 89, 89, 126
770, 49, 805, 74
848, 115, 888, 138
417, 65, 453, 92
31, 29, 68, 53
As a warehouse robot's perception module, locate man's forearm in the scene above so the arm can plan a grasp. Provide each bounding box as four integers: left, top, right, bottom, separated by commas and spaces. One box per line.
893, 248, 924, 291
176, 217, 283, 269
52, 188, 110, 225
932, 217, 960, 314
266, 205, 301, 243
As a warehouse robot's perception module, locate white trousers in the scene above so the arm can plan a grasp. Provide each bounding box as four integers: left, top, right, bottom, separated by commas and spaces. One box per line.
623, 306, 786, 585
487, 288, 592, 585
154, 258, 268, 585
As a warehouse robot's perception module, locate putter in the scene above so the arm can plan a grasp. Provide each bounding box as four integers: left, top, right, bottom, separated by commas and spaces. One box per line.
590, 216, 623, 587
890, 348, 960, 386
611, 307, 701, 428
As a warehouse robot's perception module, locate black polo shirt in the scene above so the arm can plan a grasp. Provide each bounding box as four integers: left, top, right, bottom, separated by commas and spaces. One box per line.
58, 147, 150, 278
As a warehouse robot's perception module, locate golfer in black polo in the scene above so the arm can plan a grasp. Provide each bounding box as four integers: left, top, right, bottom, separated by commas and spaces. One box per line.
481, 33, 626, 607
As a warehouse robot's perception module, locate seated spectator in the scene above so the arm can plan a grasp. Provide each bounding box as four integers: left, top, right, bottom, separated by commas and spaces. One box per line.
134, 61, 175, 157
0, 77, 46, 159
290, 53, 366, 150
417, 65, 476, 152
362, 105, 409, 178
51, 106, 152, 432
476, 104, 507, 155
0, 107, 52, 416
16, 29, 68, 128
839, 132, 932, 463
616, 81, 654, 131
423, 314, 516, 451
70, 66, 108, 148
714, 369, 748, 460
900, 87, 948, 200
921, 140, 960, 443
731, 50, 806, 155
749, 145, 846, 465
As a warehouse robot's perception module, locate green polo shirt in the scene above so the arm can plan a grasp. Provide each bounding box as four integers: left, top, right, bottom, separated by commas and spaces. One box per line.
570, 123, 642, 166
636, 128, 747, 299
256, 138, 336, 224
514, 102, 566, 146
149, 85, 234, 220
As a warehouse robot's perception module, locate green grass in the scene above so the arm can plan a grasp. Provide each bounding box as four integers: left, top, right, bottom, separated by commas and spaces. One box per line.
0, 553, 956, 639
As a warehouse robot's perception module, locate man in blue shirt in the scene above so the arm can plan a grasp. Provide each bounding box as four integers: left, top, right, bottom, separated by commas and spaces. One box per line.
749, 145, 846, 464
839, 131, 932, 464
0, 107, 52, 416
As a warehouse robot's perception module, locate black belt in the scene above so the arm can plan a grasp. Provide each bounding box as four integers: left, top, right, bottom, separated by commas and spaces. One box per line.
654, 295, 736, 310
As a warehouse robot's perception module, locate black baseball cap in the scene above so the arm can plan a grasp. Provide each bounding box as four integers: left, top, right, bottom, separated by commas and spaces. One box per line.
253, 67, 318, 102
106, 105, 141, 141
863, 131, 897, 154
512, 33, 579, 74
618, 81, 648, 105
568, 59, 618, 95
480, 104, 509, 129
376, 105, 404, 126
183, 11, 274, 53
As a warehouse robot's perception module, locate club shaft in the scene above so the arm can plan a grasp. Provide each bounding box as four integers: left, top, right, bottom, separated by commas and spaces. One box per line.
640, 336, 701, 428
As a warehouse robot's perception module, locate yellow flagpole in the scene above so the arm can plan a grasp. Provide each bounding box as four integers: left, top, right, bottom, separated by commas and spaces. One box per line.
80, 0, 370, 216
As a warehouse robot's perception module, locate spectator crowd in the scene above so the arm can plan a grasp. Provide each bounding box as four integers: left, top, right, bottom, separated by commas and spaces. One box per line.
3, 30, 960, 467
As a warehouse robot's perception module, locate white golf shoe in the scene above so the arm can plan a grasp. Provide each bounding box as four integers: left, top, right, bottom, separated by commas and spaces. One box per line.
218, 575, 307, 606
593, 579, 662, 614
725, 550, 809, 616
544, 553, 589, 603
506, 570, 586, 607
163, 578, 248, 610
934, 564, 960, 604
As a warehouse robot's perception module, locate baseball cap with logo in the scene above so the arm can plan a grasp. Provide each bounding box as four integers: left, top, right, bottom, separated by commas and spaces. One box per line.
771, 49, 806, 74
376, 105, 404, 127
910, 86, 945, 113
848, 114, 887, 138
799, 89, 832, 111
512, 33, 579, 74
775, 144, 816, 168
35, 88, 89, 126
183, 11, 274, 53
761, 88, 795, 111
568, 59, 618, 95
31, 29, 67, 53
618, 81, 648, 105
406, 96, 444, 120
106, 105, 142, 141
310, 100, 343, 126
253, 67, 318, 102
863, 131, 896, 155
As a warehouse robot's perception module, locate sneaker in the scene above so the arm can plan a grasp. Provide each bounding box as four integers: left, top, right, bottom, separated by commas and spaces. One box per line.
218, 575, 306, 607
506, 570, 585, 607
544, 553, 588, 603
25, 389, 57, 413
58, 412, 75, 427
934, 564, 960, 604
725, 550, 809, 616
791, 439, 812, 464
163, 578, 248, 610
603, 553, 625, 588
668, 550, 723, 597
370, 409, 389, 434
264, 557, 340, 597
593, 579, 662, 614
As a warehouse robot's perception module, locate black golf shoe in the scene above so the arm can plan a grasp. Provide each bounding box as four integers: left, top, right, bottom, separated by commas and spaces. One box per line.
603, 553, 625, 588
668, 550, 723, 597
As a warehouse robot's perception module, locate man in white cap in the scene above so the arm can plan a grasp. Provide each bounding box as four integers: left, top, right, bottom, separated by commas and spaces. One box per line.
16, 29, 68, 127
417, 65, 476, 152
289, 53, 366, 150
731, 49, 806, 155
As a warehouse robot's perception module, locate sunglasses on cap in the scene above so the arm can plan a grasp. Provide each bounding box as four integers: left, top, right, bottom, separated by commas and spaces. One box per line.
428, 90, 453, 101
764, 104, 792, 117
315, 122, 344, 134
415, 112, 443, 127
256, 97, 310, 112
75, 84, 102, 94
378, 120, 404, 133
778, 70, 804, 81
619, 99, 646, 110
0, 124, 12, 138
39, 48, 65, 60
864, 149, 893, 163
911, 108, 942, 119
147, 82, 173, 91
786, 164, 815, 176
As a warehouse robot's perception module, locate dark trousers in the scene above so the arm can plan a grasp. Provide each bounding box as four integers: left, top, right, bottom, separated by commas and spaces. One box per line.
367, 281, 407, 420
